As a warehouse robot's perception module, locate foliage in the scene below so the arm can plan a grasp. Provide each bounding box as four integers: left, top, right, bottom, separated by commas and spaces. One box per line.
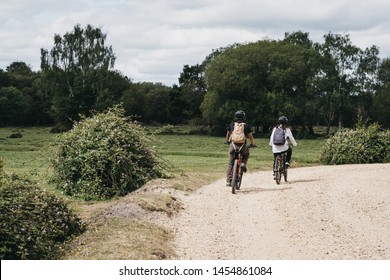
319, 124, 390, 164
8, 130, 23, 138
313, 32, 379, 130
0, 62, 53, 126
52, 106, 168, 200
0, 162, 85, 259
178, 64, 207, 120
202, 38, 322, 133
121, 82, 186, 124
0, 86, 28, 126
371, 58, 390, 128
40, 24, 116, 130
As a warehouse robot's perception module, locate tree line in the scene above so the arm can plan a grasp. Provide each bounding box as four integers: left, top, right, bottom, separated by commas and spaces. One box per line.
0, 24, 389, 135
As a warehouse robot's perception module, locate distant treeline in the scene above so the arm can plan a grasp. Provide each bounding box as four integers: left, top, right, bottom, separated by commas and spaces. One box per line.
1, 25, 389, 135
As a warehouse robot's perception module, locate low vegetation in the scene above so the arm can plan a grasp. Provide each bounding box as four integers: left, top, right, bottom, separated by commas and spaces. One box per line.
320, 123, 390, 165
0, 159, 85, 259
52, 106, 170, 200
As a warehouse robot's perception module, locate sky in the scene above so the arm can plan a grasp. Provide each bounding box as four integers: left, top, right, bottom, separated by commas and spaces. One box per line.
1, 0, 390, 86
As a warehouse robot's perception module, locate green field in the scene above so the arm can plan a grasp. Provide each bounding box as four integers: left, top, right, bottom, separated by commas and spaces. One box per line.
156, 134, 322, 174
0, 127, 56, 177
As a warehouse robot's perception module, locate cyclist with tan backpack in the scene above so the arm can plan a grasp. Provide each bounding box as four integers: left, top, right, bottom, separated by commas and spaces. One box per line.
225, 110, 256, 186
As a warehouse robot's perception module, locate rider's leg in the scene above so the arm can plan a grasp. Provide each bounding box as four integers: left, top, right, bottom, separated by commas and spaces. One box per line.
226, 144, 235, 185
286, 147, 292, 164
241, 144, 249, 171
273, 153, 278, 174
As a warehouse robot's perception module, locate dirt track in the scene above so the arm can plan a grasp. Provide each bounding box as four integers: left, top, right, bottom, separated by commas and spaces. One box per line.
166, 163, 390, 259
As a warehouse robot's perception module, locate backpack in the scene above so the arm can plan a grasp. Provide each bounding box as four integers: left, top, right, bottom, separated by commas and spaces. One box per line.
230, 122, 246, 144
272, 127, 286, 145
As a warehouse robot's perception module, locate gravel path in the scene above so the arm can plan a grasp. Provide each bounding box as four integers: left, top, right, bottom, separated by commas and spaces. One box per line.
168, 163, 390, 259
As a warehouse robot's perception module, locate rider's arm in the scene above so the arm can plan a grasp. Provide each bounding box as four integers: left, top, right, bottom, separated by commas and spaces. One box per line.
225, 131, 231, 143
269, 128, 275, 146
248, 132, 255, 146
286, 128, 297, 146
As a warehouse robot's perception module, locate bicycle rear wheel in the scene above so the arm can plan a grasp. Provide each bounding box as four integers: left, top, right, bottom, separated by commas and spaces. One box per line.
231, 159, 239, 194
275, 155, 282, 185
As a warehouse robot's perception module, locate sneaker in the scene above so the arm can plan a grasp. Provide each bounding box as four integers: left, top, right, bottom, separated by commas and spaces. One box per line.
285, 162, 290, 167
241, 163, 247, 172
226, 180, 231, 187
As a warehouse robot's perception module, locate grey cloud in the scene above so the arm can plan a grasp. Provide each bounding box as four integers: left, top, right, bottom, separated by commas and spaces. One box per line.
1, 0, 390, 85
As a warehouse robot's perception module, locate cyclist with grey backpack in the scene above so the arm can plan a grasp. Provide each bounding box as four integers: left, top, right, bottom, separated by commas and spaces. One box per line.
269, 116, 297, 177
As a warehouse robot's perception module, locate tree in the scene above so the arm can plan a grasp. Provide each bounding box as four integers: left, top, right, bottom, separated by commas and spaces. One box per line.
0, 86, 28, 126
178, 64, 207, 121
202, 39, 321, 134
5, 62, 53, 126
40, 24, 116, 130
314, 32, 379, 131
284, 30, 313, 49
121, 82, 171, 123
95, 70, 132, 111
372, 58, 390, 127
6, 62, 33, 76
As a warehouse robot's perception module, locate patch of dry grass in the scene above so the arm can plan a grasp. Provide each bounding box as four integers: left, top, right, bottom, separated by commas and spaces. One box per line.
64, 217, 176, 260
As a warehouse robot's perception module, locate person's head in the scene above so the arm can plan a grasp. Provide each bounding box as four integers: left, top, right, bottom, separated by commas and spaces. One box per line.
278, 116, 288, 126
234, 110, 245, 122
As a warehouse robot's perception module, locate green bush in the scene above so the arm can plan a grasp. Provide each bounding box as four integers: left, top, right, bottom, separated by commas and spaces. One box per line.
0, 164, 85, 259
319, 124, 390, 164
52, 106, 167, 200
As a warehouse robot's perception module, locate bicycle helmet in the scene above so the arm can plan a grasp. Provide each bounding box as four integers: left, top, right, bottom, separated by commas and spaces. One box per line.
278, 116, 288, 124
235, 110, 245, 120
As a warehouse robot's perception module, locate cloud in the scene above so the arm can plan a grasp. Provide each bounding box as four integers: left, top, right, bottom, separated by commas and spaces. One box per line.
1, 0, 390, 85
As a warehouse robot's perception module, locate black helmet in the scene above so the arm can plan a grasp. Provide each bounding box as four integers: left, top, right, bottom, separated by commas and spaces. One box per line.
235, 110, 245, 120
278, 116, 288, 124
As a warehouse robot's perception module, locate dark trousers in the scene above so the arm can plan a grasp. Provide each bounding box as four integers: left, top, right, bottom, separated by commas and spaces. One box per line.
226, 143, 249, 180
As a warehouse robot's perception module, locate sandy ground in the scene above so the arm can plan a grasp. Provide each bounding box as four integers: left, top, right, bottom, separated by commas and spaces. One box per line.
164, 163, 390, 260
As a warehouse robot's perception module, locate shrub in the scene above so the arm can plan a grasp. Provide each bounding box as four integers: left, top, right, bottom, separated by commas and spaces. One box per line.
319, 123, 390, 164
52, 106, 167, 200
8, 131, 23, 138
0, 164, 85, 259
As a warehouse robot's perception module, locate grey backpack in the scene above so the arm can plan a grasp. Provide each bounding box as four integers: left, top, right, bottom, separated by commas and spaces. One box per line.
273, 127, 286, 145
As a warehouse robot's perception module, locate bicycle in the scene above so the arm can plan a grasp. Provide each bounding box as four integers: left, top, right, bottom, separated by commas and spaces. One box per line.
274, 151, 288, 184
228, 143, 255, 194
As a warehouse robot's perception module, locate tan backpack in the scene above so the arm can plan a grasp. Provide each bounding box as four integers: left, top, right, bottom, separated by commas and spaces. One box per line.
230, 122, 246, 144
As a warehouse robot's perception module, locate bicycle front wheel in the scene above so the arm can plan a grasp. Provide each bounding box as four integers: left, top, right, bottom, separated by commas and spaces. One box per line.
237, 168, 243, 190
231, 159, 239, 194
283, 165, 288, 182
